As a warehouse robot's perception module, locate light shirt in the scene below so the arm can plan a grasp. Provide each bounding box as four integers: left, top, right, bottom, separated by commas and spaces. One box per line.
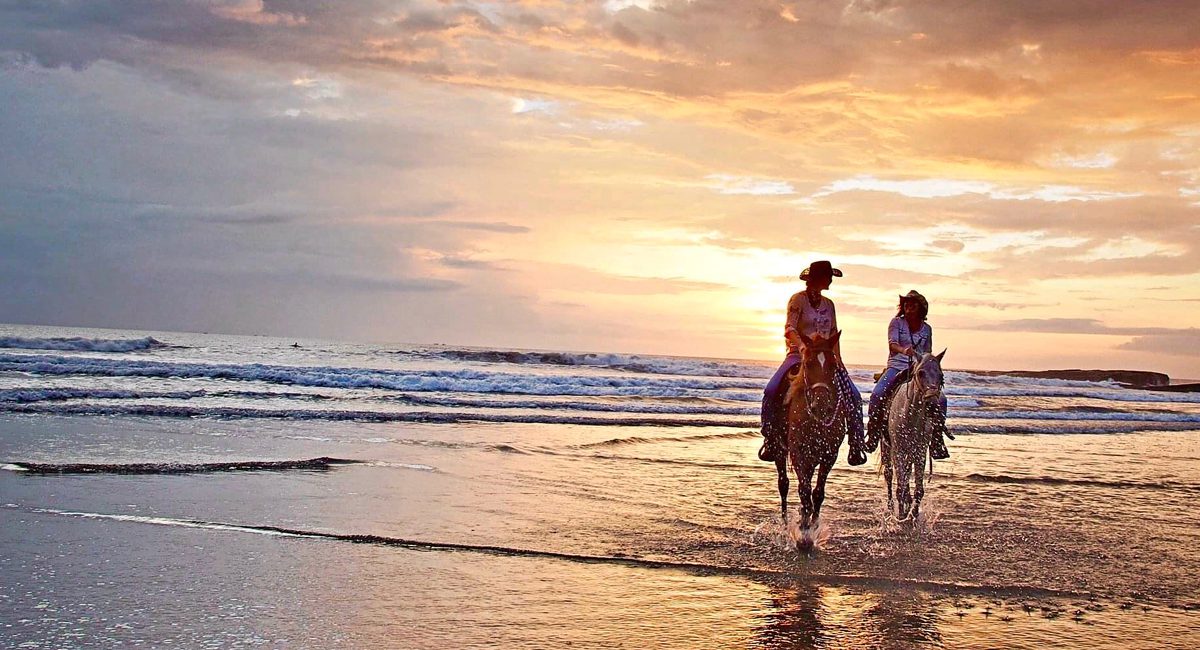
887, 316, 932, 371
785, 292, 836, 352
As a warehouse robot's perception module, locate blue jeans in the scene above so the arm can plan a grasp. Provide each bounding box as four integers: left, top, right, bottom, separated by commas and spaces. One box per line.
761, 353, 801, 443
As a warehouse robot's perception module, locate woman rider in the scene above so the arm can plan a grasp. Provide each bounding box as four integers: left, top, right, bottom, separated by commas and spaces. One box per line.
865, 290, 952, 459
758, 260, 867, 466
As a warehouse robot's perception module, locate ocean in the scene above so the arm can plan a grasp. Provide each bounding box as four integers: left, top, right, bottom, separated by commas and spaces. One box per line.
1, 323, 1198, 648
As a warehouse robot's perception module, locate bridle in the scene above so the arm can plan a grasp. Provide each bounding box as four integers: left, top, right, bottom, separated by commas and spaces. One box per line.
903, 355, 941, 429
801, 352, 841, 428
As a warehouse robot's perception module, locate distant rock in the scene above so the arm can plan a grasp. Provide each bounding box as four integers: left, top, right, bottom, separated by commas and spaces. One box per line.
979, 369, 1170, 388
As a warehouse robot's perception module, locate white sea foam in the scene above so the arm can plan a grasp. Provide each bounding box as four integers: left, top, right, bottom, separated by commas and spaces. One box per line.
367, 461, 438, 472
951, 409, 1200, 423
2, 464, 29, 472
0, 353, 766, 399
0, 336, 164, 352
425, 348, 777, 379
0, 388, 205, 403
29, 507, 304, 537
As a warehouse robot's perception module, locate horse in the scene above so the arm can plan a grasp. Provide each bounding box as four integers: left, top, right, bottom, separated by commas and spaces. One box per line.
880, 349, 946, 522
772, 331, 848, 540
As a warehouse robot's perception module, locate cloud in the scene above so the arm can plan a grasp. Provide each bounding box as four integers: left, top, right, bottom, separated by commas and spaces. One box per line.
706, 174, 795, 196
1118, 331, 1200, 357
434, 221, 532, 233
812, 175, 1141, 203
971, 318, 1194, 337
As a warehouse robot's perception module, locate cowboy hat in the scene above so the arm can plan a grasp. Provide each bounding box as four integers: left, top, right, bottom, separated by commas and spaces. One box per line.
799, 260, 843, 280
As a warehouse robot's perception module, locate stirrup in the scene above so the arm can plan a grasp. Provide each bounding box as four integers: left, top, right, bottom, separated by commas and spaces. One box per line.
930, 439, 950, 460
758, 440, 776, 462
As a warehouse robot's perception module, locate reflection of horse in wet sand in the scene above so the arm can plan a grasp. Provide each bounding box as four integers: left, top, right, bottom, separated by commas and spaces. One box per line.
773, 332, 848, 547
881, 350, 946, 522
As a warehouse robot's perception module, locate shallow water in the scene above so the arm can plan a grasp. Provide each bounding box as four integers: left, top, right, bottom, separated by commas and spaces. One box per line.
1, 324, 1199, 647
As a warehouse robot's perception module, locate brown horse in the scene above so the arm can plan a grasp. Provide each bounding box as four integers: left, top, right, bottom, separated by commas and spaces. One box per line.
881, 350, 946, 522
773, 331, 848, 540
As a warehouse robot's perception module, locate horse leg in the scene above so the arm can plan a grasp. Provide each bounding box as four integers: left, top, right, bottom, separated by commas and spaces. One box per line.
811, 459, 833, 526
913, 445, 926, 522
896, 457, 913, 521
881, 437, 894, 515
775, 456, 789, 523
796, 459, 815, 531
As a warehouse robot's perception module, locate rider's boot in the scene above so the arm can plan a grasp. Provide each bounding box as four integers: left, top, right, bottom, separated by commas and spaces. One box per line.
930, 405, 950, 460
847, 429, 868, 466
864, 409, 881, 453
758, 436, 776, 462
930, 432, 950, 460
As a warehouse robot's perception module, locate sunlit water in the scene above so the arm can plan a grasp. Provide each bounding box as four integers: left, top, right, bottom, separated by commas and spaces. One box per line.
1, 324, 1198, 648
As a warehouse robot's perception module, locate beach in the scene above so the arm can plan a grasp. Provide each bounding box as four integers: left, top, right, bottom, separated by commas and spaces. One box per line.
2, 323, 1199, 648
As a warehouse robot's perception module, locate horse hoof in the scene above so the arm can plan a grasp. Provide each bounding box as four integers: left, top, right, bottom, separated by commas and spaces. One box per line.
796, 538, 814, 552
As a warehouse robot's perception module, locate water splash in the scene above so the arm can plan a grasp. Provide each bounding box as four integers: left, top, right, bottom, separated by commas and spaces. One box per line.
752, 511, 836, 552
869, 494, 945, 543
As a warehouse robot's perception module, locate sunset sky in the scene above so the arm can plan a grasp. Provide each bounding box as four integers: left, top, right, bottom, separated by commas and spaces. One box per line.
2, 1, 1198, 377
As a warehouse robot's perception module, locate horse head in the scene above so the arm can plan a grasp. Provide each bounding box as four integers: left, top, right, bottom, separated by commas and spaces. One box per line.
785, 331, 842, 426
912, 348, 946, 404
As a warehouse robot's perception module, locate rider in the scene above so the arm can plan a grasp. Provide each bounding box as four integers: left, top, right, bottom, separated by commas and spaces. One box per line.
865, 290, 952, 459
758, 260, 867, 466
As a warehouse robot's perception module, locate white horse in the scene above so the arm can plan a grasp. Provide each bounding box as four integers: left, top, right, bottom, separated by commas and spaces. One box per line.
881, 350, 946, 522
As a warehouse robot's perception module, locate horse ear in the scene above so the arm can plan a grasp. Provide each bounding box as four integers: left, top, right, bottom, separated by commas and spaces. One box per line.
830, 330, 842, 346
799, 332, 814, 349
935, 348, 947, 363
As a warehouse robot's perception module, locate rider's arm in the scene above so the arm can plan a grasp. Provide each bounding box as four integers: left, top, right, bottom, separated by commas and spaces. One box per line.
888, 318, 914, 357
784, 294, 802, 351
830, 302, 843, 361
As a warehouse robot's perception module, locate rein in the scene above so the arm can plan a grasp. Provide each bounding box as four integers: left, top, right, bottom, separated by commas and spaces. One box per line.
903, 357, 939, 432
803, 373, 841, 429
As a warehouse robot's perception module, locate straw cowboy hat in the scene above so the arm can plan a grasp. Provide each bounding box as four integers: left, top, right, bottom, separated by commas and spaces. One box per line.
799, 260, 843, 280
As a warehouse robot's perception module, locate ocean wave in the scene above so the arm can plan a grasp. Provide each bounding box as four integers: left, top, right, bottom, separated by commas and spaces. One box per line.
1, 456, 359, 475
0, 387, 333, 404
364, 461, 438, 472
0, 388, 206, 403
952, 421, 1200, 434
0, 335, 165, 352
422, 348, 775, 379
578, 430, 759, 448
946, 385, 1200, 403
958, 472, 1200, 494
0, 402, 757, 427
952, 409, 1200, 423
383, 393, 760, 415
0, 353, 767, 399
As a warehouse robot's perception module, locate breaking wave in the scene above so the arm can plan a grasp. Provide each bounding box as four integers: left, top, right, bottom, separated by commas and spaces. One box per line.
958, 472, 1200, 494
2, 456, 360, 475
0, 353, 765, 400
0, 402, 756, 427
422, 348, 775, 378
0, 335, 165, 352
